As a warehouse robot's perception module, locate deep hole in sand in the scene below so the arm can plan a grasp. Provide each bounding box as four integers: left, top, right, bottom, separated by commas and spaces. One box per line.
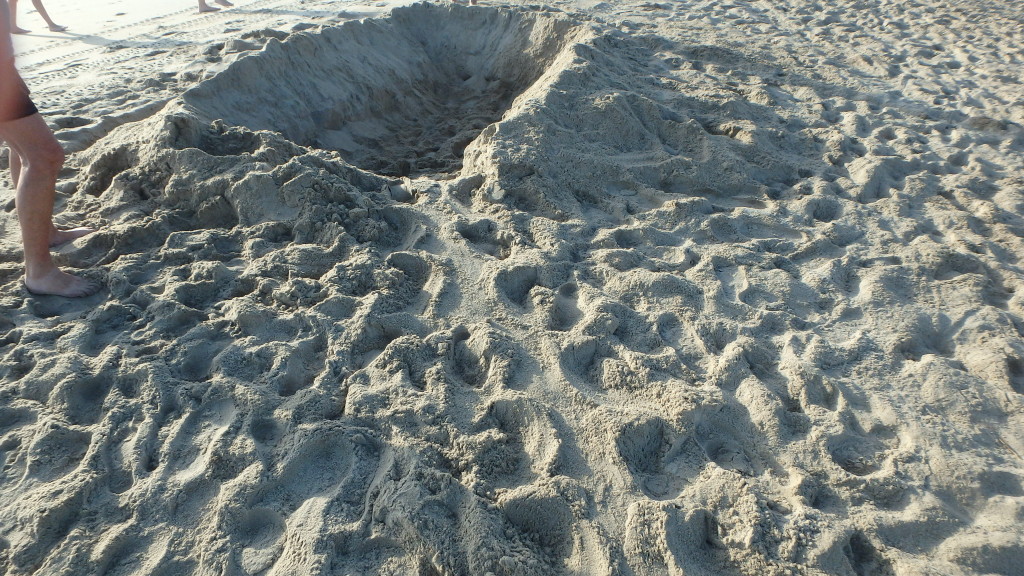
182, 4, 579, 177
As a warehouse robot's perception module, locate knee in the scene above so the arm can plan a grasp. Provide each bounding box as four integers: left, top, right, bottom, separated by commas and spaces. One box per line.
43, 139, 65, 171
24, 139, 64, 176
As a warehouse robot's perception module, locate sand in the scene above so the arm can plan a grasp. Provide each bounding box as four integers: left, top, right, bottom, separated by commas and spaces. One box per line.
1, 0, 1023, 574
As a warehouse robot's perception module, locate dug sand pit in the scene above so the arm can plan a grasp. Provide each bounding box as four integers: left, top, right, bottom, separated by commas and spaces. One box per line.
183, 4, 588, 177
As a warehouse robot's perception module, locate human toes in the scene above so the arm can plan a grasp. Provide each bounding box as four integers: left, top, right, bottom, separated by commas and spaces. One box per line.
25, 272, 102, 298
50, 226, 95, 247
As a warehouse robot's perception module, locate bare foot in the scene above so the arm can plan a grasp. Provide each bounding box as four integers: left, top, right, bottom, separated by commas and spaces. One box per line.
11, 27, 30, 34
198, 3, 220, 12
24, 269, 101, 298
49, 226, 94, 247
48, 24, 67, 32
215, 0, 234, 5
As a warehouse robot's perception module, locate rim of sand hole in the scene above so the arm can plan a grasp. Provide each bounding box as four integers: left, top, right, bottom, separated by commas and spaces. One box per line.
178, 3, 588, 178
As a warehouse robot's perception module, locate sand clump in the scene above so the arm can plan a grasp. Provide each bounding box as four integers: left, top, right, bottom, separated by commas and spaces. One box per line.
2, 1, 1024, 575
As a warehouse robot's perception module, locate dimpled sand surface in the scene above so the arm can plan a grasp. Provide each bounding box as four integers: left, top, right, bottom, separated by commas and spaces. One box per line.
1, 1, 1023, 575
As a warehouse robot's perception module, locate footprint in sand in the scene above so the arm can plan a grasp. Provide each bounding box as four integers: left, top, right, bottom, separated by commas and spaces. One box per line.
77, 302, 141, 357
497, 478, 590, 564
57, 374, 114, 426
494, 264, 540, 308
455, 218, 515, 260
826, 424, 899, 478
615, 414, 699, 499
842, 532, 894, 576
1, 347, 36, 380
1005, 356, 1024, 394
465, 395, 562, 491
25, 421, 92, 483
806, 195, 843, 223
692, 405, 762, 477
233, 427, 375, 574
449, 324, 519, 389
548, 282, 583, 332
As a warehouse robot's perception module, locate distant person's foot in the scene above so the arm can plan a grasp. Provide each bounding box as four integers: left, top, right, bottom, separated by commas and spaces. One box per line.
48, 24, 67, 32
215, 0, 234, 6
24, 269, 101, 298
198, 2, 220, 12
11, 27, 30, 34
49, 226, 94, 247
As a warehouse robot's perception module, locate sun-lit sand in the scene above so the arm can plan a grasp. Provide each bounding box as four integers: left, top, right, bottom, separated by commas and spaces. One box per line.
1, 1, 1023, 574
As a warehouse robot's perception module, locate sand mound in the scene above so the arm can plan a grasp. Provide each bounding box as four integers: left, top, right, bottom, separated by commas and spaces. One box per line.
183, 5, 587, 178
2, 1, 1024, 575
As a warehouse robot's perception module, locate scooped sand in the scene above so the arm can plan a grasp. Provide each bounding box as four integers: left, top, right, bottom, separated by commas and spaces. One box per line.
2, 0, 1023, 574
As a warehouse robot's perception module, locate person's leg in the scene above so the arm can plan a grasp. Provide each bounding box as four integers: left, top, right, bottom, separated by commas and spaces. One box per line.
8, 137, 90, 245
30, 0, 65, 31
8, 0, 31, 34
198, 0, 220, 13
9, 146, 20, 188
0, 114, 98, 297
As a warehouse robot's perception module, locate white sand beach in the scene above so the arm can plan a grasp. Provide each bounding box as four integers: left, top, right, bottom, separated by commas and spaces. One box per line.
1, 0, 1023, 574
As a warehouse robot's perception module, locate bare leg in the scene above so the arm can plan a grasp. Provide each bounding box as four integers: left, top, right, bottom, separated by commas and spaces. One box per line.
8, 0, 31, 34
9, 149, 91, 246
30, 0, 65, 31
10, 147, 19, 188
0, 114, 98, 297
198, 0, 220, 13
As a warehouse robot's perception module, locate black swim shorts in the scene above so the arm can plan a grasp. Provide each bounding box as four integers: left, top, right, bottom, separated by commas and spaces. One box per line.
0, 68, 39, 123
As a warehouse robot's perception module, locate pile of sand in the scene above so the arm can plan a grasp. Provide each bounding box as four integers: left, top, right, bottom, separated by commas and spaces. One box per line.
1, 1, 1023, 575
